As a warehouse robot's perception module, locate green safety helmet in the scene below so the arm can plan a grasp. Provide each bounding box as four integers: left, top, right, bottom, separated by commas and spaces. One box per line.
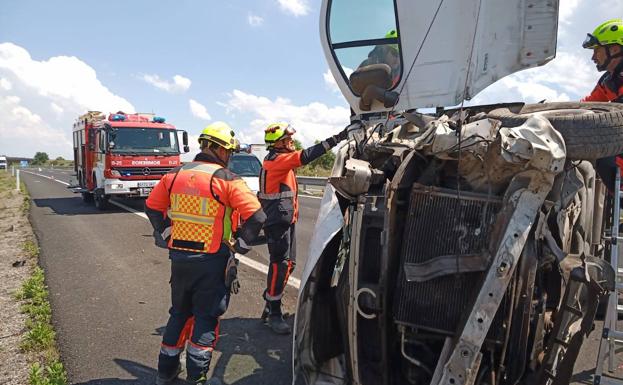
583, 19, 623, 49
264, 122, 296, 147
198, 121, 238, 151
385, 29, 399, 53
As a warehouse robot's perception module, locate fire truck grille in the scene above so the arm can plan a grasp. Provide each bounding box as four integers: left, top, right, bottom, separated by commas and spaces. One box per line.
114, 167, 174, 177
393, 185, 504, 338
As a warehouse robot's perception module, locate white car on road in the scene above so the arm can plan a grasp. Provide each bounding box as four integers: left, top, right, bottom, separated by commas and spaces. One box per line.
228, 152, 262, 193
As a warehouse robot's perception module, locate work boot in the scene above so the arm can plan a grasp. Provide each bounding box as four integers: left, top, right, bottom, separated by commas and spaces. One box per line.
267, 314, 291, 335
260, 303, 270, 324
190, 375, 222, 385
155, 364, 182, 385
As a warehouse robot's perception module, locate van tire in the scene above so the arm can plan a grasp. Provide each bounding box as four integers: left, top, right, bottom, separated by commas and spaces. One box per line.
92, 176, 109, 210
487, 102, 623, 160
82, 192, 94, 203
94, 188, 109, 210
79, 172, 93, 203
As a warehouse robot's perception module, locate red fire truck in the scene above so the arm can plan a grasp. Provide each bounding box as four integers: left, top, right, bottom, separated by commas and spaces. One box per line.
72, 111, 189, 210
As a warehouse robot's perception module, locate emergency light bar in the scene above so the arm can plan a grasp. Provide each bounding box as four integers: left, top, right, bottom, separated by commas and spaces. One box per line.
110, 114, 126, 121
152, 116, 166, 123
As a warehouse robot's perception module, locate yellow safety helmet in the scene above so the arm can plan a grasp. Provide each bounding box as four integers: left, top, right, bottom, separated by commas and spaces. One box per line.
385, 29, 399, 53
198, 121, 238, 151
264, 122, 296, 147
583, 19, 623, 49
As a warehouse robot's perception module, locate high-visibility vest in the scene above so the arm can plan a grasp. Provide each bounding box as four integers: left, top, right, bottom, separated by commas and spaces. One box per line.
167, 162, 233, 254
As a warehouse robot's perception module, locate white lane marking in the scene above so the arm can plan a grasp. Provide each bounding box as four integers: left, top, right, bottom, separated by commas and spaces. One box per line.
22, 170, 301, 289
237, 255, 300, 289
108, 199, 148, 219
299, 194, 322, 200
22, 170, 70, 185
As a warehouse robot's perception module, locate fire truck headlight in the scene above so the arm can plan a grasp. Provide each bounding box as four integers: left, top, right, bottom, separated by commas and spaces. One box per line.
110, 170, 121, 177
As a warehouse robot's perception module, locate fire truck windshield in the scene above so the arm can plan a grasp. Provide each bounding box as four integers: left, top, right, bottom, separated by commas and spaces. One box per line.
109, 128, 180, 154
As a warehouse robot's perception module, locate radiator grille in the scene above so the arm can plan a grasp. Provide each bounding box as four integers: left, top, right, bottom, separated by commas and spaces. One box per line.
114, 167, 173, 176
393, 185, 502, 336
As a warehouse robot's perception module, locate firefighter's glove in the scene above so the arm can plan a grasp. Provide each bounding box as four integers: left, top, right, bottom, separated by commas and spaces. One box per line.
153, 227, 171, 249
335, 126, 349, 142
233, 238, 252, 255
225, 254, 240, 295
329, 121, 359, 147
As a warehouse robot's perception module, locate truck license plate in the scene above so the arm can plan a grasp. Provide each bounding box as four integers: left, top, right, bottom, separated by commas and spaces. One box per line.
139, 188, 152, 196
138, 181, 156, 188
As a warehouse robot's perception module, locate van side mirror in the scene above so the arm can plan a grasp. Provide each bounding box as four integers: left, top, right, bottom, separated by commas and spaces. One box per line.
182, 131, 190, 153
349, 64, 399, 111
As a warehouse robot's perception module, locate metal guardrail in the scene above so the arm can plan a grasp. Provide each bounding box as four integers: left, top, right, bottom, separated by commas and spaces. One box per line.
13, 164, 328, 193
296, 176, 328, 186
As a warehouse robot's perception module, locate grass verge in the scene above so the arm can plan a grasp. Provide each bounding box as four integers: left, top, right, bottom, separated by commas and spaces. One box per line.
4, 170, 68, 385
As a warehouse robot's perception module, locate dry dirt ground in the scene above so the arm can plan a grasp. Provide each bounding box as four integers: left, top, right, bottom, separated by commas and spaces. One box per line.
0, 177, 35, 385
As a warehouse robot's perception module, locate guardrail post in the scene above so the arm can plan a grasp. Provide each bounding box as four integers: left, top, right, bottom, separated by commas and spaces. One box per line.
16, 169, 20, 191
11, 166, 15, 176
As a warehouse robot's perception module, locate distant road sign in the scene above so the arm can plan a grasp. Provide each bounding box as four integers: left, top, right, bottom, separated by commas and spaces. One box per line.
20, 160, 28, 168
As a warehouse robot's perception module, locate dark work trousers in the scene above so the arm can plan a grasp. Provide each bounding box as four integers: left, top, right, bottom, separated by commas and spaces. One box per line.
596, 156, 618, 192
264, 223, 296, 314
158, 256, 229, 381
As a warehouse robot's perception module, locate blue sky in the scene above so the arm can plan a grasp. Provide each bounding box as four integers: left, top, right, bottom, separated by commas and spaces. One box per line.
0, 0, 618, 159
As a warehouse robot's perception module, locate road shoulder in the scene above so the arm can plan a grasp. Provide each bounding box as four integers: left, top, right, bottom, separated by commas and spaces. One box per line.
0, 172, 34, 384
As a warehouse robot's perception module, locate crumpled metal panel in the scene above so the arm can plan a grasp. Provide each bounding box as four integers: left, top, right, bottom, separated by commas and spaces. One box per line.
439, 118, 565, 385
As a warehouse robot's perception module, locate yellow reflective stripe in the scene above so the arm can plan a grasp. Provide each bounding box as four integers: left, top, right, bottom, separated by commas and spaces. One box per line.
169, 211, 216, 225
222, 207, 232, 242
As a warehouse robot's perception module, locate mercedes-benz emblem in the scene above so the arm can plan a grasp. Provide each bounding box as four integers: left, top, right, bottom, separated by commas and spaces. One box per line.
142, 167, 151, 176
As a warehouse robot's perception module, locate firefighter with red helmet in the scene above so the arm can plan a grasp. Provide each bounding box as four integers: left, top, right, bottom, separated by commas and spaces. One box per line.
145, 122, 266, 384
581, 19, 623, 190
259, 122, 348, 334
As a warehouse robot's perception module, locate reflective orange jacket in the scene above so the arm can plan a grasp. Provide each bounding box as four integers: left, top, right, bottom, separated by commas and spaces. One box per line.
259, 151, 303, 224
146, 160, 261, 254
582, 71, 623, 102
259, 139, 337, 226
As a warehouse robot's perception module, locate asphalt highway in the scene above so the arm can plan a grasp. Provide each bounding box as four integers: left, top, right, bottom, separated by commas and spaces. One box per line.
18, 167, 623, 385
20, 168, 316, 384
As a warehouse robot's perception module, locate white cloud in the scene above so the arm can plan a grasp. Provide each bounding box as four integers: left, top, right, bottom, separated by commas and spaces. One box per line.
50, 102, 63, 115
0, 77, 12, 90
324, 69, 340, 93
0, 42, 134, 158
0, 94, 71, 157
248, 13, 264, 27
142, 74, 191, 93
471, 51, 596, 104
189, 99, 212, 120
277, 0, 310, 17
222, 89, 350, 146
559, 0, 581, 26
323, 67, 354, 94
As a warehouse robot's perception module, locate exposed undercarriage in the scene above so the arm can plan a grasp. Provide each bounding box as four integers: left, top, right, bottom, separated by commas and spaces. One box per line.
294, 102, 623, 385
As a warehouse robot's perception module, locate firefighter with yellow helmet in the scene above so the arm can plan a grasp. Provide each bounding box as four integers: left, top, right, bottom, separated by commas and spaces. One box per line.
259, 122, 348, 334
582, 19, 623, 102
145, 122, 266, 384
582, 19, 623, 191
